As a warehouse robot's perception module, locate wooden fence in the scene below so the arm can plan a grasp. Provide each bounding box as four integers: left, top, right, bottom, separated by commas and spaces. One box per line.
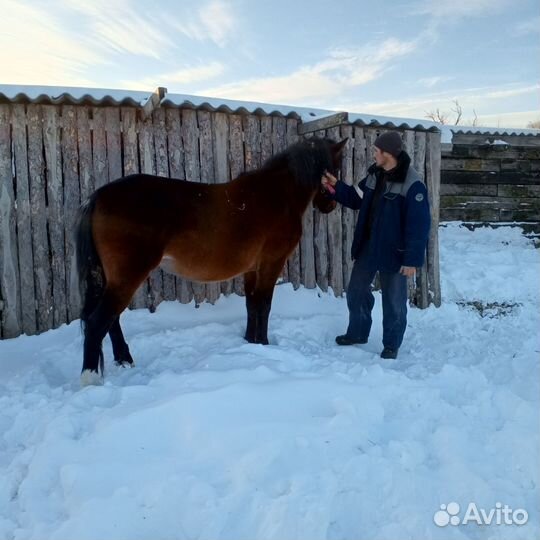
0, 102, 440, 339
441, 139, 540, 222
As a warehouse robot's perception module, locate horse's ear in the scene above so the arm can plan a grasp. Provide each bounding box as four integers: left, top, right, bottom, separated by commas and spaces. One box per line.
332, 138, 348, 157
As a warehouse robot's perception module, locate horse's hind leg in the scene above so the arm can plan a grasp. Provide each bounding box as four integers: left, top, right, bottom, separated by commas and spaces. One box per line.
109, 317, 134, 366
81, 286, 133, 385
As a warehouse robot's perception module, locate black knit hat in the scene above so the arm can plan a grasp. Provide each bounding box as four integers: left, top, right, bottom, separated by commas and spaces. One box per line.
374, 131, 402, 157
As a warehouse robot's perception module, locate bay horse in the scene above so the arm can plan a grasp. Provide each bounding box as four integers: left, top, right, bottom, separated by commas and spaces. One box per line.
76, 137, 347, 385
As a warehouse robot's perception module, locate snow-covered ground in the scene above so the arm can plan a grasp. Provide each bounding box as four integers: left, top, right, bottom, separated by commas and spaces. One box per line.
1, 223, 539, 540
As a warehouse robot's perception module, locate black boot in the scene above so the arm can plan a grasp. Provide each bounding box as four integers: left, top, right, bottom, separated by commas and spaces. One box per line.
335, 335, 367, 346
380, 347, 398, 359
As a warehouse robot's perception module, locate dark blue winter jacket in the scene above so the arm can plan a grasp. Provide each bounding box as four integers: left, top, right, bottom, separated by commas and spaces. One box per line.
332, 151, 431, 272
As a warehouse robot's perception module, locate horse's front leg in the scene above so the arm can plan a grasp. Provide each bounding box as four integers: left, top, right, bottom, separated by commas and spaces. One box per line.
243, 260, 285, 345
244, 271, 257, 343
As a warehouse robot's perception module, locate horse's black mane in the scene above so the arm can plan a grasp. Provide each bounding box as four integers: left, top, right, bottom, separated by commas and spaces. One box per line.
262, 138, 336, 190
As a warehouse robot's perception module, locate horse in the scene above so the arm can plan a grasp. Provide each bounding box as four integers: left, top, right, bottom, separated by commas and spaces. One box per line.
76, 137, 347, 385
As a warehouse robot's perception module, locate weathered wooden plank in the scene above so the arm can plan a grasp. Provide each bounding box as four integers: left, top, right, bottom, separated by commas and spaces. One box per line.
441, 207, 500, 222
12, 104, 37, 334
43, 106, 67, 327
198, 110, 220, 304
141, 87, 167, 120
340, 125, 354, 291
212, 112, 233, 297
298, 111, 349, 135
165, 108, 189, 301
413, 131, 428, 308
500, 208, 540, 221
27, 105, 53, 332
154, 108, 176, 302
165, 108, 188, 303
442, 170, 500, 184
451, 133, 540, 147
413, 131, 426, 178
299, 134, 318, 289
441, 158, 500, 172
229, 114, 246, 296
500, 159, 540, 173
451, 145, 540, 161
403, 130, 415, 162
441, 195, 540, 210
62, 105, 82, 322
402, 130, 417, 301
182, 108, 201, 304
92, 108, 108, 189
260, 116, 273, 165
498, 184, 540, 198
243, 114, 261, 172
326, 126, 343, 296
77, 107, 94, 201
0, 104, 22, 338
272, 116, 288, 283
425, 131, 441, 307
286, 118, 301, 290
121, 108, 139, 176
440, 184, 498, 196
364, 129, 381, 292
346, 126, 367, 290
406, 129, 420, 307
139, 113, 163, 312
166, 108, 185, 179
213, 112, 229, 182
446, 169, 540, 185
121, 107, 147, 309
313, 130, 329, 291
105, 107, 122, 181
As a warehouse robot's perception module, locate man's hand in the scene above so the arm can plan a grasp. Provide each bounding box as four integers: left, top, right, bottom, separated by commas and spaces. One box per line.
400, 266, 416, 277
321, 171, 337, 193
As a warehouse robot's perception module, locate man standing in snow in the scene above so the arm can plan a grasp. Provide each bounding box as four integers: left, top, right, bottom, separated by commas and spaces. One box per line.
321, 131, 430, 359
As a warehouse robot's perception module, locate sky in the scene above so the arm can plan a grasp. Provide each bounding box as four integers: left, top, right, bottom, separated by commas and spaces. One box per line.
1, 0, 539, 128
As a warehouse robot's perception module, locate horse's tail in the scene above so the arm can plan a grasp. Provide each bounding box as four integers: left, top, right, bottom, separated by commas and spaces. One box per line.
76, 195, 105, 332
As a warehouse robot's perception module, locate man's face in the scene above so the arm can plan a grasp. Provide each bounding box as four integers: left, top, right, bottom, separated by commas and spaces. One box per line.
373, 146, 390, 168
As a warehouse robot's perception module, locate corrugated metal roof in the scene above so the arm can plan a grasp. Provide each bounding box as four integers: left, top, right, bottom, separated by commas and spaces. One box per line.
0, 84, 441, 133
452, 127, 540, 137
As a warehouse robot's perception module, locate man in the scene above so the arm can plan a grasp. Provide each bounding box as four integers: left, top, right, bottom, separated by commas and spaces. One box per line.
322, 131, 430, 359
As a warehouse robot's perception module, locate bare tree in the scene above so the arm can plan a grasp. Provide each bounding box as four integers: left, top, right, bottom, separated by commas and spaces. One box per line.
425, 108, 450, 124
426, 100, 484, 127
450, 100, 462, 125
425, 100, 465, 125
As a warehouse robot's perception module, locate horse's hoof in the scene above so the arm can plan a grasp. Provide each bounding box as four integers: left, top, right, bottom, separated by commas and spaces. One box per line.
80, 370, 104, 387
115, 359, 135, 369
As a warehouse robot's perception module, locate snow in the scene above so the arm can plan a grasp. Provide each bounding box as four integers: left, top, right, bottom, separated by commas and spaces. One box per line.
1, 224, 539, 540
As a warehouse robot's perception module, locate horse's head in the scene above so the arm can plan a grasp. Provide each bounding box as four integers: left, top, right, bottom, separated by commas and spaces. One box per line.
312, 138, 348, 214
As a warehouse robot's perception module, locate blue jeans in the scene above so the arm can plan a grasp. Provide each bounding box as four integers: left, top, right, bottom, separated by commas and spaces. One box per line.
345, 254, 408, 350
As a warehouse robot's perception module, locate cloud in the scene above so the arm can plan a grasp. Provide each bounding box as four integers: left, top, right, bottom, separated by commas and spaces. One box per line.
173, 0, 237, 48
514, 17, 540, 35
414, 0, 512, 19
418, 76, 454, 88
198, 38, 418, 104
485, 85, 540, 99
0, 0, 105, 86
63, 0, 175, 59
123, 62, 226, 91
